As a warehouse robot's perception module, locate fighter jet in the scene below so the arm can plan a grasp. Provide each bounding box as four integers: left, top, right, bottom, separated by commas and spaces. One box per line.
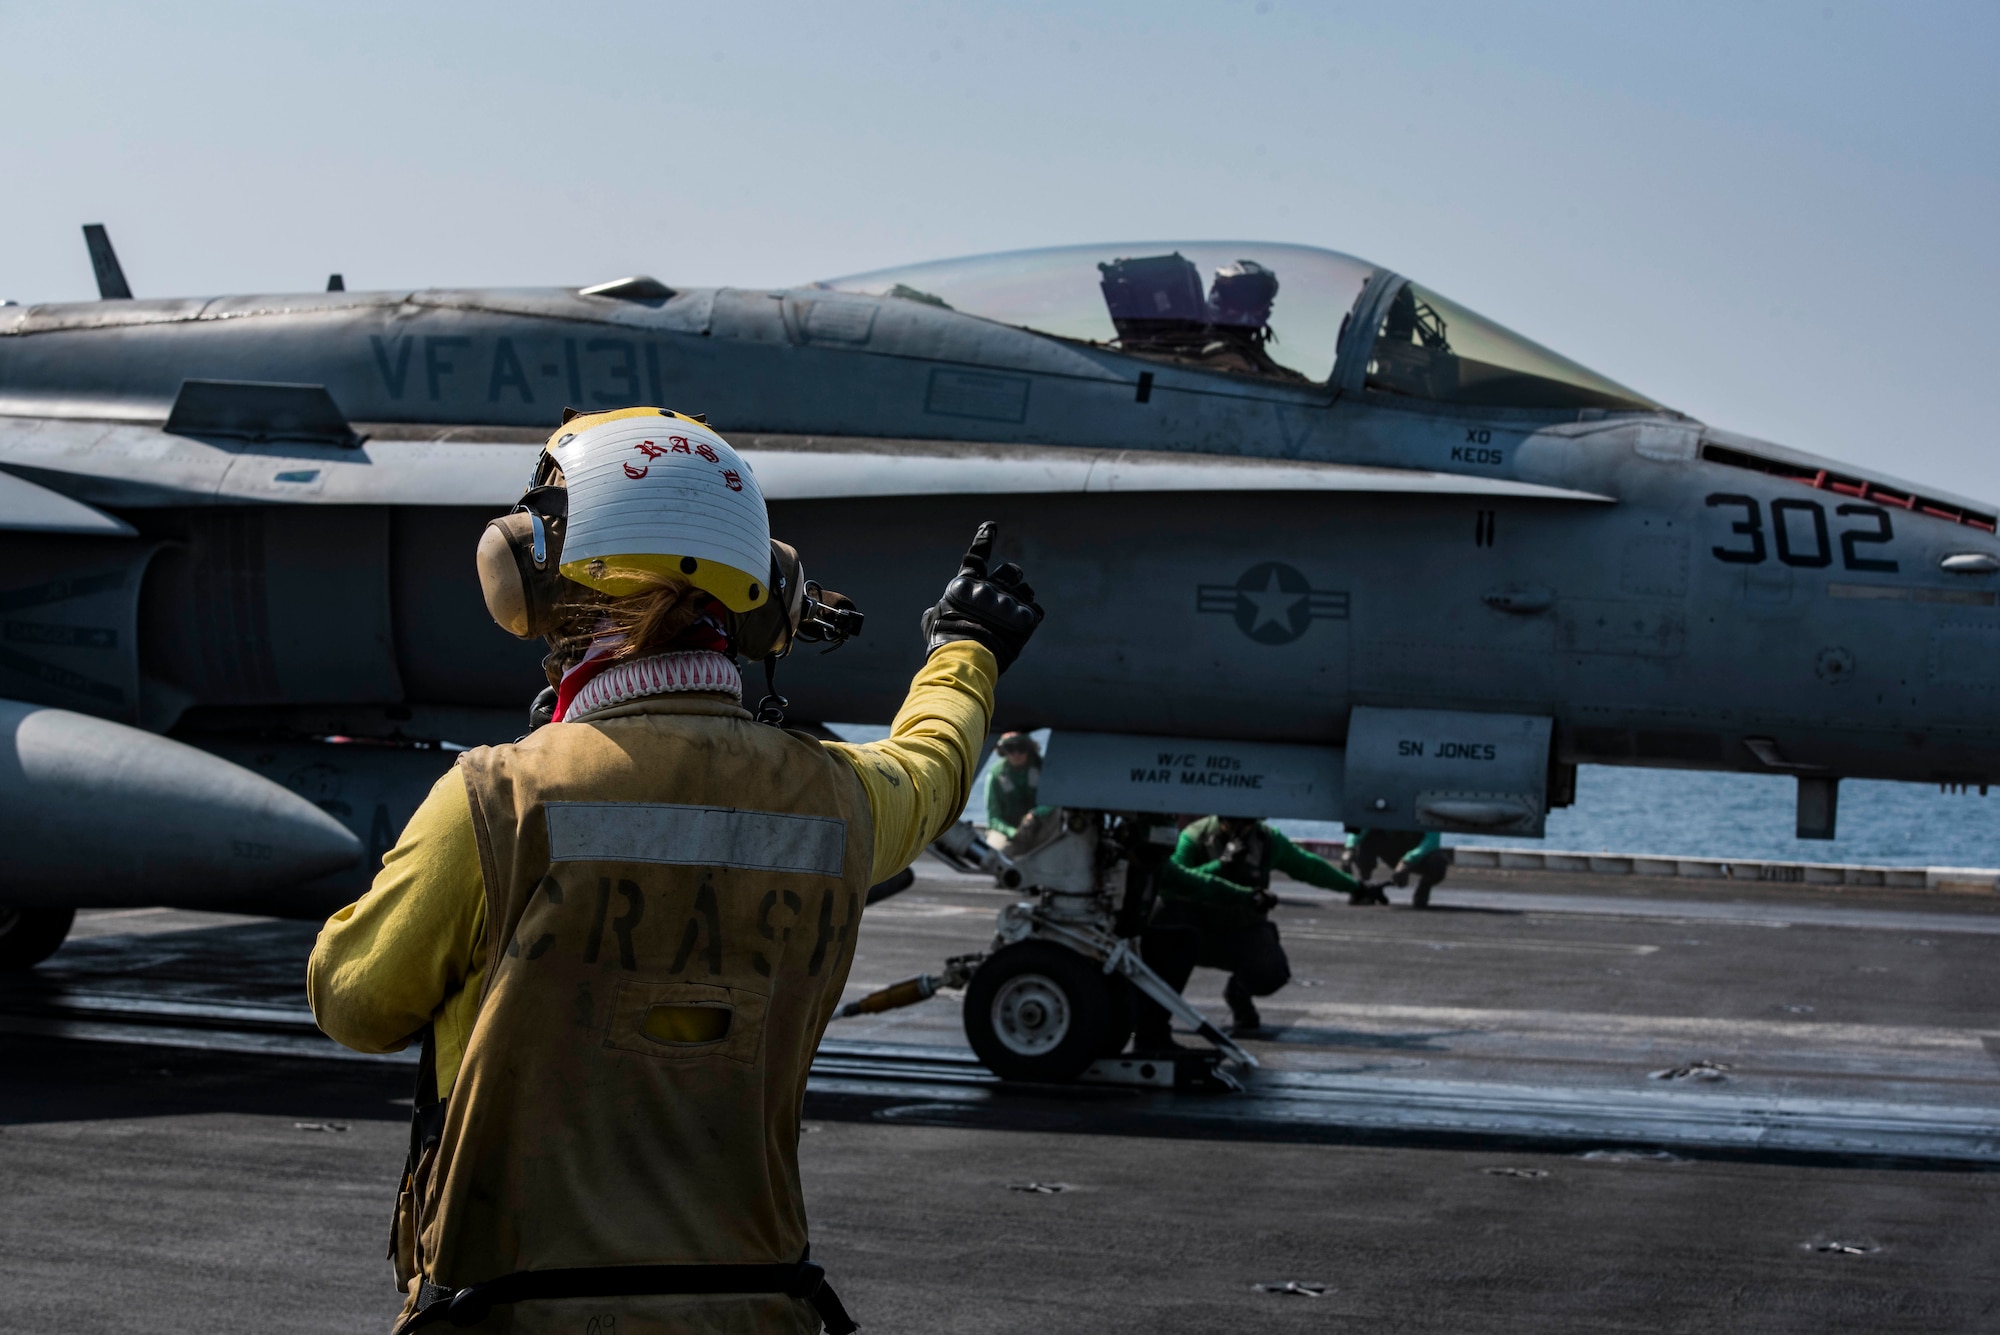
0, 226, 1992, 967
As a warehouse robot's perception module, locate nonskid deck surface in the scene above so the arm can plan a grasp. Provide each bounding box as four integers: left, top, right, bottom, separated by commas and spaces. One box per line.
830, 865, 2000, 1164
9, 871, 2000, 1335
10, 862, 1998, 1164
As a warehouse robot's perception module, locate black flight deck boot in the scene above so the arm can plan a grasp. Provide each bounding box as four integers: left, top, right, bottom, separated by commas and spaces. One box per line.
1223, 977, 1263, 1037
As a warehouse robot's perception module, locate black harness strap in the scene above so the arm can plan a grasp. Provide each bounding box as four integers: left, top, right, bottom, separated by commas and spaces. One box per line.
406, 1026, 443, 1171
388, 1027, 446, 1265
395, 1259, 857, 1334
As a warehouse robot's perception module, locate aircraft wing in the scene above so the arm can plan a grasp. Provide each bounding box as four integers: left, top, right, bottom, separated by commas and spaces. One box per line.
0, 417, 1613, 511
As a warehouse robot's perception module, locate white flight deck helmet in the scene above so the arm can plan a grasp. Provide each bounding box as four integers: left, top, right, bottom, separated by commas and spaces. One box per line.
549, 406, 771, 613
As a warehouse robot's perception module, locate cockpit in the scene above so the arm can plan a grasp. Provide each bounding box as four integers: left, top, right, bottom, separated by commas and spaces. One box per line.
818, 241, 1660, 413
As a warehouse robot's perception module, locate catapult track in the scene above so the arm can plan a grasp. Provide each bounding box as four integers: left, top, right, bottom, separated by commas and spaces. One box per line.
5, 988, 1993, 1168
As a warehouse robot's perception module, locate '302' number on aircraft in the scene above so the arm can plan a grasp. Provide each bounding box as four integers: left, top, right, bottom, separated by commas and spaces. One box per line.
1705, 494, 1897, 572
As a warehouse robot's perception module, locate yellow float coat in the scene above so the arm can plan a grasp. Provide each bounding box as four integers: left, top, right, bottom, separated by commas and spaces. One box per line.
307, 642, 996, 1332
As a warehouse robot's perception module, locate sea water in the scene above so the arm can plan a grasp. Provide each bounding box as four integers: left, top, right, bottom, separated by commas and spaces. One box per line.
1274, 766, 2000, 869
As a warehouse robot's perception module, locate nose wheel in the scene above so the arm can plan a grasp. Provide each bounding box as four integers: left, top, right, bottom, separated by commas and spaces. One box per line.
990, 973, 1070, 1054
963, 941, 1124, 1082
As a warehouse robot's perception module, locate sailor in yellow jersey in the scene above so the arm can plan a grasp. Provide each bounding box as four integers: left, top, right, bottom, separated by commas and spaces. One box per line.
308, 407, 1044, 1334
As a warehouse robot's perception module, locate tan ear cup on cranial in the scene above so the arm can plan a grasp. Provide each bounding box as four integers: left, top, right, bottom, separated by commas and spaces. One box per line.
477, 513, 539, 638
731, 540, 808, 660
477, 510, 585, 641
478, 477, 581, 639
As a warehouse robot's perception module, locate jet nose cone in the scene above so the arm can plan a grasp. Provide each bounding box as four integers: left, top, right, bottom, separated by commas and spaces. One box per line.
0, 701, 363, 906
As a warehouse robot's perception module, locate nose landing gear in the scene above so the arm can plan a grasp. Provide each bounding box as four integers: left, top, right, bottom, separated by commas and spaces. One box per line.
963, 940, 1130, 1082
845, 810, 1256, 1089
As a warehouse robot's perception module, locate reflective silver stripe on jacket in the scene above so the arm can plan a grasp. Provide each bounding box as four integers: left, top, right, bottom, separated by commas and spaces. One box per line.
545, 802, 848, 877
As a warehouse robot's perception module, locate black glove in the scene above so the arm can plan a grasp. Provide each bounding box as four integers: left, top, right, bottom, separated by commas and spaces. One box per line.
528, 685, 557, 732
1252, 888, 1280, 914
921, 521, 1044, 673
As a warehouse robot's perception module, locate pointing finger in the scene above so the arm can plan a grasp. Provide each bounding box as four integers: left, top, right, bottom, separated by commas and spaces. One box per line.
964, 521, 996, 563
961, 521, 996, 578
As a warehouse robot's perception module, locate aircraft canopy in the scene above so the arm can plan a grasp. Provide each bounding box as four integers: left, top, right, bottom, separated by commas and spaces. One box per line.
819, 241, 1658, 411
1367, 281, 1658, 412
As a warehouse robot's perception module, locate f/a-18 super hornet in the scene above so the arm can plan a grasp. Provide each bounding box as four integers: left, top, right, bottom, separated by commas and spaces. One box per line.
0, 226, 1993, 973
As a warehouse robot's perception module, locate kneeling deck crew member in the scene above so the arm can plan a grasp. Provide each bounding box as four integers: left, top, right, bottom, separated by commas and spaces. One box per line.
1134, 814, 1358, 1047
308, 408, 1043, 1334
1345, 827, 1449, 908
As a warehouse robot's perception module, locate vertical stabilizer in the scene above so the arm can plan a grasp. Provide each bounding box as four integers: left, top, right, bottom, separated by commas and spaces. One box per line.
81, 224, 132, 300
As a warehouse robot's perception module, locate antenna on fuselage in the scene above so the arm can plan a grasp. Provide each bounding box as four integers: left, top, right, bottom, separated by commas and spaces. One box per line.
81, 224, 132, 300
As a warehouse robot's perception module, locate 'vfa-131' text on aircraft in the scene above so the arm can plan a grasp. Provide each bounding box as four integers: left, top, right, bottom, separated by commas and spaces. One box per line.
0, 227, 1992, 967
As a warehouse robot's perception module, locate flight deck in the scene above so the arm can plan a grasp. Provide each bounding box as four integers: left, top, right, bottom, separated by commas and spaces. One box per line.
2, 859, 1995, 1333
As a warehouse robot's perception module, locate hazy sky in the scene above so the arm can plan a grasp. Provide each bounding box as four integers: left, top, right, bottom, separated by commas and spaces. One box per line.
3, 2, 1994, 497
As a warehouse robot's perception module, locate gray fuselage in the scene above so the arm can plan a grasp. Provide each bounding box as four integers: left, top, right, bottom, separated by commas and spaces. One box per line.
0, 277, 1994, 792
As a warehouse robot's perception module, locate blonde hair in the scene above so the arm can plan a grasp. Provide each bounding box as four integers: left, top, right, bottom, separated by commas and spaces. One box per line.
539, 571, 711, 686
592, 571, 706, 662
